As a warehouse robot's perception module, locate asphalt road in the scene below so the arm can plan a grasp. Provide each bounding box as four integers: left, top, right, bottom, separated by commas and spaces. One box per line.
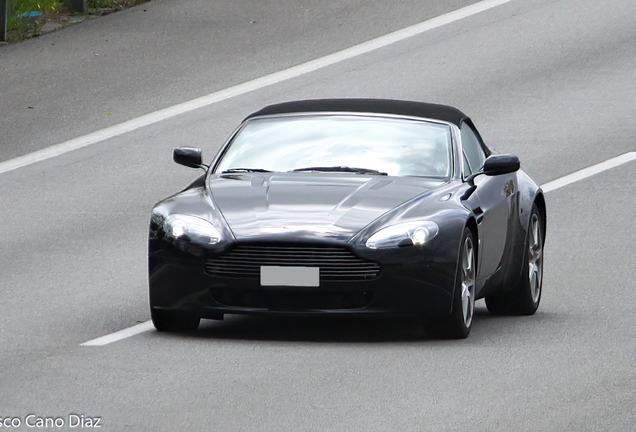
2, 0, 636, 430
0, 0, 478, 162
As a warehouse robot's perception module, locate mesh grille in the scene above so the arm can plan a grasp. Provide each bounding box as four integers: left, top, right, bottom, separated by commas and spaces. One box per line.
204, 245, 380, 281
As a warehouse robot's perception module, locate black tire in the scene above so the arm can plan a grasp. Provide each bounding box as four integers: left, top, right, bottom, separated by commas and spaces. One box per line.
151, 308, 200, 332
486, 204, 544, 315
426, 227, 476, 339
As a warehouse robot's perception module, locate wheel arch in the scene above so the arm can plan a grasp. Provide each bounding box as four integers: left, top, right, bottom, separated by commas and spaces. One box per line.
499, 190, 545, 295
533, 192, 547, 243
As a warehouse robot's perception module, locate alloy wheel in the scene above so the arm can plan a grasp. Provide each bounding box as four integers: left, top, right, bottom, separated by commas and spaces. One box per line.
528, 213, 543, 304
461, 236, 476, 328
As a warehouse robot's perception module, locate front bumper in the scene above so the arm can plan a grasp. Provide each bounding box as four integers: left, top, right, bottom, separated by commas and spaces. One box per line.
149, 240, 458, 319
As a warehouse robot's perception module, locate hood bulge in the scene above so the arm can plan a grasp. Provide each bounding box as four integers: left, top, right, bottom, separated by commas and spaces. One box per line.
209, 173, 441, 242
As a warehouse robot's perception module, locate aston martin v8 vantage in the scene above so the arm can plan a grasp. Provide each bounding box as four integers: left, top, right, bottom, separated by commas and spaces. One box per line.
149, 99, 546, 338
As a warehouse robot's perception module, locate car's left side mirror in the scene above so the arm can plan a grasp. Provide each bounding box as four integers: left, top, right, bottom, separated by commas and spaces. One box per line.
173, 147, 205, 169
483, 154, 520, 176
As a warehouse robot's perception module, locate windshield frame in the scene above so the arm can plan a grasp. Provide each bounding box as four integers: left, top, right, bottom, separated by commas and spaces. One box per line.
210, 112, 459, 180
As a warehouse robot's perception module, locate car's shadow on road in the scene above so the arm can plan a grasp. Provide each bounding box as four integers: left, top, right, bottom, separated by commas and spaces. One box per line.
175, 304, 507, 343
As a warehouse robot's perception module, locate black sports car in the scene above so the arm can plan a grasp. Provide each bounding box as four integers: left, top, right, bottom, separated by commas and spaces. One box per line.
149, 99, 545, 338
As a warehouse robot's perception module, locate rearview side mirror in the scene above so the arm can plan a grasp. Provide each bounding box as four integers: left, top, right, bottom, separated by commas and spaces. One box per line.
173, 147, 204, 169
483, 154, 520, 176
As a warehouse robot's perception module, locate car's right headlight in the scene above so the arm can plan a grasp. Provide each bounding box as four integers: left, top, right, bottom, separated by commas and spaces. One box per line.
164, 214, 222, 245
365, 221, 439, 249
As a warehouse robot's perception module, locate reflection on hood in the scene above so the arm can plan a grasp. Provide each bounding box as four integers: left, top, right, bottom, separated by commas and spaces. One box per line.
209, 173, 441, 241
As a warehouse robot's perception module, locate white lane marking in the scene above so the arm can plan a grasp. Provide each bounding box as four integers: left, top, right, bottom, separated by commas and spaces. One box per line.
541, 152, 636, 193
80, 151, 636, 346
80, 321, 154, 346
0, 0, 511, 176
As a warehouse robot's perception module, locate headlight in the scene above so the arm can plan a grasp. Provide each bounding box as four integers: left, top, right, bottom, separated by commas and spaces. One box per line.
366, 221, 439, 249
164, 214, 221, 245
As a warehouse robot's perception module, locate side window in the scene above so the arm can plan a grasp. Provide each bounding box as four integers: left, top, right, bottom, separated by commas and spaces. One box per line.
461, 122, 487, 175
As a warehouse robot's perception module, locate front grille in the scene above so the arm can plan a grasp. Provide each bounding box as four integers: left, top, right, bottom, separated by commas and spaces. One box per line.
204, 245, 380, 282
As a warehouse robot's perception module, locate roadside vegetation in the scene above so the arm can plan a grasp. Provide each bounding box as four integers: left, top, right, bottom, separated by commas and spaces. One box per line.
5, 0, 149, 43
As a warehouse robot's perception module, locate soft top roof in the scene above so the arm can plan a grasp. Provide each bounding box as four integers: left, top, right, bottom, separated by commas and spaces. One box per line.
244, 99, 468, 126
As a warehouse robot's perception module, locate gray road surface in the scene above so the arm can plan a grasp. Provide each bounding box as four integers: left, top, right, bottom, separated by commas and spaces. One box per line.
0, 0, 478, 161
2, 0, 636, 430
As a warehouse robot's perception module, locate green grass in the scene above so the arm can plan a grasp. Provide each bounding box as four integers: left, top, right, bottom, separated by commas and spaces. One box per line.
7, 0, 65, 32
7, 0, 64, 21
6, 0, 63, 40
4, 0, 150, 43
87, 0, 147, 8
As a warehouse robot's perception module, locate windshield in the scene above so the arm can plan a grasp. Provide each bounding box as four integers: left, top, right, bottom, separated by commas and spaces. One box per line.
214, 114, 453, 178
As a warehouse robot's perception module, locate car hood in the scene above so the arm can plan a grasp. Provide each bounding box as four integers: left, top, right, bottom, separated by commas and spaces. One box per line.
208, 173, 443, 242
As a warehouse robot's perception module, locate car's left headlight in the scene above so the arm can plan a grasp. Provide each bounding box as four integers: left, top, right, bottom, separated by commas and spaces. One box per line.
164, 214, 222, 245
366, 221, 439, 249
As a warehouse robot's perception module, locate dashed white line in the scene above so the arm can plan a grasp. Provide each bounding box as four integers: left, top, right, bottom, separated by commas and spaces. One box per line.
80, 321, 154, 346
80, 151, 636, 346
540, 152, 636, 193
0, 0, 511, 176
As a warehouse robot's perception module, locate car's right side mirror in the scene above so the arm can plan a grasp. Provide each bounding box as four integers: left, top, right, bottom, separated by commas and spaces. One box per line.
173, 147, 203, 169
483, 154, 520, 176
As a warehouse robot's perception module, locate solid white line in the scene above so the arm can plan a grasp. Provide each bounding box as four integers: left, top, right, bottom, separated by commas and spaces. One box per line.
541, 152, 636, 193
80, 321, 154, 346
79, 152, 636, 347
0, 0, 511, 176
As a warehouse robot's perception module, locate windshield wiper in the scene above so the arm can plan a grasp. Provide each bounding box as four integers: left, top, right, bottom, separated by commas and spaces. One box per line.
290, 166, 387, 175
221, 168, 273, 174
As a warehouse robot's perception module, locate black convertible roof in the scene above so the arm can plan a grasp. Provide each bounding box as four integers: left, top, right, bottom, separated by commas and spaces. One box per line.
245, 99, 468, 126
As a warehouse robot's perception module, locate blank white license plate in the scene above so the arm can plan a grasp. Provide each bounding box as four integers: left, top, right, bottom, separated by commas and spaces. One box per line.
260, 266, 320, 287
